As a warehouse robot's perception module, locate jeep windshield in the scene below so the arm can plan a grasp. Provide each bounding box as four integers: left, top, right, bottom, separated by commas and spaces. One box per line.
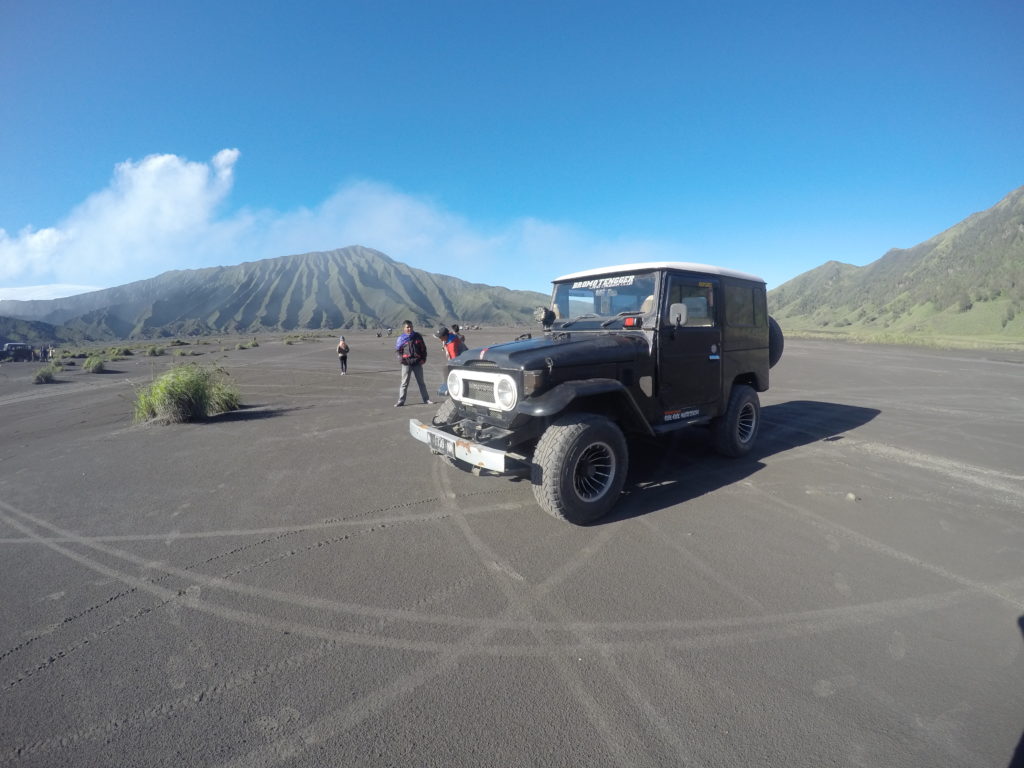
550, 272, 657, 327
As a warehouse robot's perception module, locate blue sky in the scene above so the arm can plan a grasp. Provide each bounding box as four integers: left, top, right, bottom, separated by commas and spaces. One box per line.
1, 0, 1022, 300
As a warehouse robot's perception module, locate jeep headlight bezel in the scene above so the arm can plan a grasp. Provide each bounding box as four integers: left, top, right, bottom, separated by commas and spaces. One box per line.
447, 370, 462, 398
495, 377, 517, 410
447, 370, 519, 412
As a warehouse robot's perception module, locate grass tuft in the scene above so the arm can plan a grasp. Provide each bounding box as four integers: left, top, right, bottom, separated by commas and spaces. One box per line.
83, 356, 105, 373
133, 364, 240, 424
33, 365, 57, 384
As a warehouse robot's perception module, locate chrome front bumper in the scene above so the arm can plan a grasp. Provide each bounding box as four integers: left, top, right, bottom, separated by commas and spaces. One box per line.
408, 418, 508, 473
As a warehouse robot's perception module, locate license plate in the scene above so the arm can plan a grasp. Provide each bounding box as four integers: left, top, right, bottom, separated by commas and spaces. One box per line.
429, 431, 456, 459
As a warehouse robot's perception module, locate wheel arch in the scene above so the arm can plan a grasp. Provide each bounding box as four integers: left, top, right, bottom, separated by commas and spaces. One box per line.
720, 371, 764, 408
520, 379, 654, 437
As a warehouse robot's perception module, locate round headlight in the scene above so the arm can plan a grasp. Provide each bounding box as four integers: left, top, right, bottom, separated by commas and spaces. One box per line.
495, 377, 517, 410
447, 371, 461, 398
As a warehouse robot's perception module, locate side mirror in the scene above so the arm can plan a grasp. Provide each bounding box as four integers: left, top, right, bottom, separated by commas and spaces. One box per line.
669, 302, 689, 328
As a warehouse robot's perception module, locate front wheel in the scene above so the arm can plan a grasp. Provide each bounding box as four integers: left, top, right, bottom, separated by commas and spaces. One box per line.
431, 398, 458, 426
531, 414, 628, 525
713, 385, 760, 457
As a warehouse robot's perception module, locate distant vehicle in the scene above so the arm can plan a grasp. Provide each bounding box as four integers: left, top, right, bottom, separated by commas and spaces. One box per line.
410, 261, 784, 524
2, 342, 33, 362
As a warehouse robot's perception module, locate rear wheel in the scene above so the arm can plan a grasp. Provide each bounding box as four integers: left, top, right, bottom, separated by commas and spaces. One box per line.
713, 385, 760, 457
532, 414, 628, 525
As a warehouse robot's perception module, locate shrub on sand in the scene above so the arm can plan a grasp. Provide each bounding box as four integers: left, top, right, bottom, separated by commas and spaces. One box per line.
83, 356, 105, 373
133, 364, 240, 424
33, 365, 57, 384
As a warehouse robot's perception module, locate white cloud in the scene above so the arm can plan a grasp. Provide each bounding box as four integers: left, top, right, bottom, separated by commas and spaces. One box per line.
0, 284, 102, 301
0, 148, 694, 300
253, 181, 687, 290
0, 150, 240, 293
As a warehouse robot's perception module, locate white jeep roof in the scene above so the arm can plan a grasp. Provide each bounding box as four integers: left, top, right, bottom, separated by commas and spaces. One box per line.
554, 262, 764, 284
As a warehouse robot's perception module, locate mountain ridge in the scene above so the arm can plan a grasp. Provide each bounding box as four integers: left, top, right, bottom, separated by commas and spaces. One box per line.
768, 186, 1024, 340
5, 188, 1023, 347
0, 246, 549, 342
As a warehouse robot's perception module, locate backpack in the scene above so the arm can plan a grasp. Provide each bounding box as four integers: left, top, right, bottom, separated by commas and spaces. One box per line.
444, 336, 467, 359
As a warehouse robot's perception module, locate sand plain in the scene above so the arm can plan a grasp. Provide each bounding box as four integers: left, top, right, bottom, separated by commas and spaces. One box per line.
1, 333, 1022, 767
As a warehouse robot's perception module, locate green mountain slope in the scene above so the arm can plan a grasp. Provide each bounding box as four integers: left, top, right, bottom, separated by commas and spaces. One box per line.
769, 186, 1024, 343
0, 246, 550, 342
0, 316, 84, 346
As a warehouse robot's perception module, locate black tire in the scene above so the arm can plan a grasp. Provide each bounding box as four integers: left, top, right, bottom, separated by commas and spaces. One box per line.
531, 414, 628, 525
431, 398, 458, 427
713, 384, 760, 457
768, 316, 784, 369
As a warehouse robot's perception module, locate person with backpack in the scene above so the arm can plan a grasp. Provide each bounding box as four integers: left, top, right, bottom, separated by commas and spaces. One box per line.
336, 335, 349, 375
394, 320, 433, 407
434, 326, 467, 361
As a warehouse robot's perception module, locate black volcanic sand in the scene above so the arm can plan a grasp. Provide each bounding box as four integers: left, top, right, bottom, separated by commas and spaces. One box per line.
1, 333, 1023, 768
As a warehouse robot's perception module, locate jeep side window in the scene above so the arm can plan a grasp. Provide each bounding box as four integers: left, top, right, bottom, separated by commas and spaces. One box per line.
724, 283, 766, 327
663, 277, 715, 327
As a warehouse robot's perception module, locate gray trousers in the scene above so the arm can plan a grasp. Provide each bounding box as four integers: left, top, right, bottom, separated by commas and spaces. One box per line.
397, 362, 429, 404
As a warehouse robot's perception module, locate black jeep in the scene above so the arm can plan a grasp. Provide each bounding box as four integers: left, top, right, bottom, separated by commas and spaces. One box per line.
2, 342, 33, 362
409, 262, 783, 524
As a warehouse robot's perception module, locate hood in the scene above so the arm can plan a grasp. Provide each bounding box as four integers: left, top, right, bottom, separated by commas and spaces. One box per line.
457, 331, 650, 371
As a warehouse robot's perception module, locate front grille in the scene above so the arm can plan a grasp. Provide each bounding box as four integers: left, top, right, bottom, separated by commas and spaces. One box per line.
465, 379, 495, 403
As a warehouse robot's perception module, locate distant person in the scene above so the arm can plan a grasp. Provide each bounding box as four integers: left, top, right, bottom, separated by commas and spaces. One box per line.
337, 335, 349, 375
394, 320, 433, 407
451, 323, 466, 345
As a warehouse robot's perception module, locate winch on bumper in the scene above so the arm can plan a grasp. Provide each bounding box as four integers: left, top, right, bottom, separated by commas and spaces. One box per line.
408, 419, 528, 473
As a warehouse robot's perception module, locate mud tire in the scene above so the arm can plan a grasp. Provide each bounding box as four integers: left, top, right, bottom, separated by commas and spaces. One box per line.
768, 316, 784, 369
531, 414, 628, 525
713, 385, 760, 457
431, 398, 458, 427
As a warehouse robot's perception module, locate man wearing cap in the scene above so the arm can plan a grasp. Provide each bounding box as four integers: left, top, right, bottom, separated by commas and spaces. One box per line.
434, 326, 467, 361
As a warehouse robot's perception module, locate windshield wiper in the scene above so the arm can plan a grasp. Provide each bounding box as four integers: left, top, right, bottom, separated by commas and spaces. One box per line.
560, 313, 599, 328
601, 311, 643, 327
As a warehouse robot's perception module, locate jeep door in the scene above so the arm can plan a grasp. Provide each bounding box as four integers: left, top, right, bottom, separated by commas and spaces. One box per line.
656, 275, 721, 414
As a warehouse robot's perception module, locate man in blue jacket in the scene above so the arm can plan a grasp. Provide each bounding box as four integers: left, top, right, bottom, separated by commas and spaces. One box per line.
394, 320, 434, 407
